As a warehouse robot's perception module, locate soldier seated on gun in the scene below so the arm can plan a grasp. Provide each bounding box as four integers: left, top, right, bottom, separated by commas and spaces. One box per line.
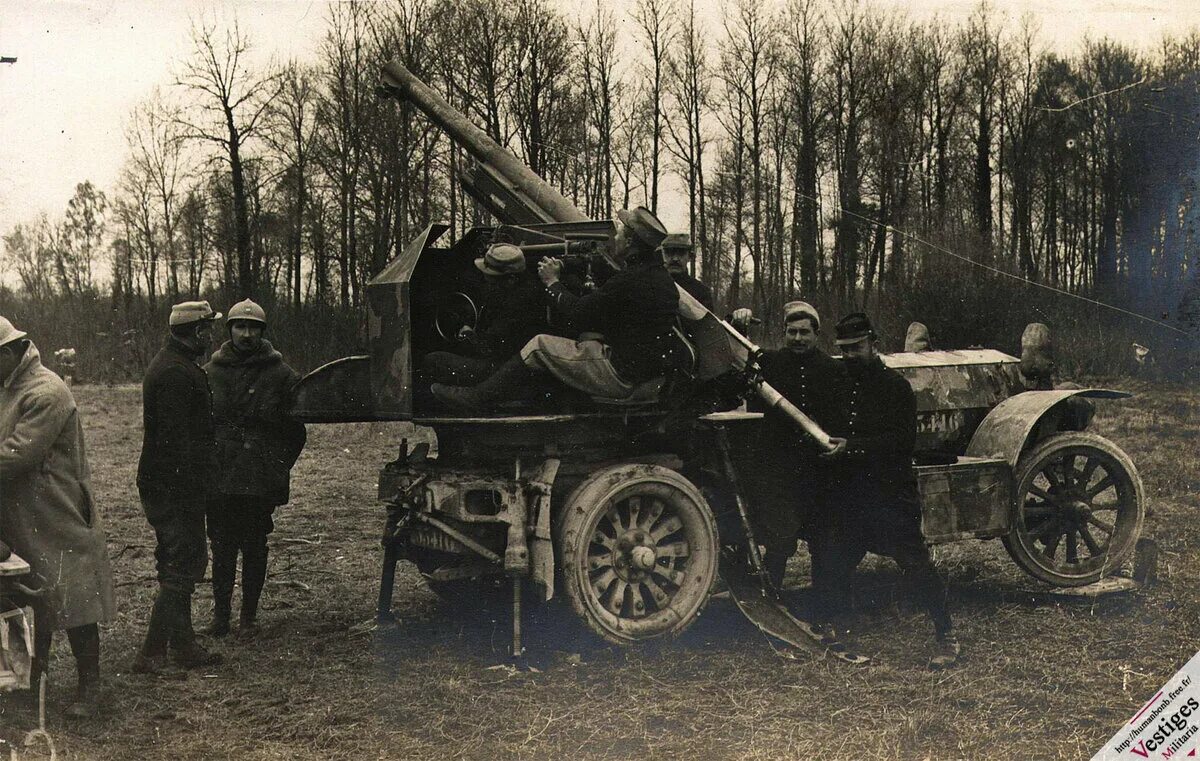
421, 243, 546, 388
431, 207, 681, 412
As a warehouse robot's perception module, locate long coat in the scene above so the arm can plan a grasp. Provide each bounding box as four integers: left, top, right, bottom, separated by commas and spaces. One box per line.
205, 340, 305, 505
0, 343, 116, 630
137, 336, 216, 505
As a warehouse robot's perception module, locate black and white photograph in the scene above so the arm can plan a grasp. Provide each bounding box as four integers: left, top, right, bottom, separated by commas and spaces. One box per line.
1, 0, 1198, 758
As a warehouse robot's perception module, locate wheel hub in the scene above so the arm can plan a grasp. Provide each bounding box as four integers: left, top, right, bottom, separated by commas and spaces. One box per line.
612, 529, 658, 582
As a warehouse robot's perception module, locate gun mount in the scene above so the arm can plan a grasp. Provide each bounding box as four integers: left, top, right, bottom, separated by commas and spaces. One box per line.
293, 58, 1145, 656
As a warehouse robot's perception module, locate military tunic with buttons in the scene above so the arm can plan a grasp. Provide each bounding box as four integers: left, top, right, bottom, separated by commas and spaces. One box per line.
745, 347, 845, 547
815, 354, 952, 636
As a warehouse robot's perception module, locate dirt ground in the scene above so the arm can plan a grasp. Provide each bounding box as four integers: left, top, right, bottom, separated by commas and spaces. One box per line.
1, 380, 1197, 760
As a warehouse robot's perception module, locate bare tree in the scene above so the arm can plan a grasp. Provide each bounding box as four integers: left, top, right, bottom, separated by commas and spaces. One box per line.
633, 0, 675, 214
174, 15, 282, 297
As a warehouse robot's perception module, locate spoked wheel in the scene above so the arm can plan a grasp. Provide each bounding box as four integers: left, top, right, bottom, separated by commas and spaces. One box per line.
1003, 432, 1144, 586
559, 464, 718, 645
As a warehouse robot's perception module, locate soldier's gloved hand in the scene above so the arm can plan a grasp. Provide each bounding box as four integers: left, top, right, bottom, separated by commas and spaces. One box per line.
730, 308, 753, 334
538, 257, 563, 287
456, 325, 476, 342
821, 437, 848, 458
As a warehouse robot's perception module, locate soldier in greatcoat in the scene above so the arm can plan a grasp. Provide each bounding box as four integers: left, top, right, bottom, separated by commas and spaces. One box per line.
818, 312, 960, 669
0, 317, 115, 717
134, 301, 224, 673
744, 301, 845, 592
204, 300, 306, 637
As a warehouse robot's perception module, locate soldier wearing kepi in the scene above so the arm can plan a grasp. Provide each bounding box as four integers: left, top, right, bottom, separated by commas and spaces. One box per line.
204, 300, 306, 637
432, 207, 681, 411
660, 233, 713, 311
0, 318, 115, 718
421, 243, 546, 388
818, 312, 960, 669
134, 301, 224, 673
744, 301, 844, 592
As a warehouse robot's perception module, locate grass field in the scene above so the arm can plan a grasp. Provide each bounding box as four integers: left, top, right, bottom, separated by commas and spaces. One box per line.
1, 380, 1197, 760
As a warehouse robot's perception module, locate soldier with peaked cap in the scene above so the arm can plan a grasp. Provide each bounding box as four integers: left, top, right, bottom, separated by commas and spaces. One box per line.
203, 300, 305, 637
660, 233, 713, 311
0, 317, 115, 718
742, 301, 845, 592
818, 312, 960, 669
133, 301, 224, 674
420, 243, 546, 389
432, 207, 683, 411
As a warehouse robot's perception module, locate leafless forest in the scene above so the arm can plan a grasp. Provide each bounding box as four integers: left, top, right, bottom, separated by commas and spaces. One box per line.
2, 0, 1199, 377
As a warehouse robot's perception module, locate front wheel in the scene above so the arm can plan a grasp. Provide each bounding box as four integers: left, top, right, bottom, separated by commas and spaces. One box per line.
558, 464, 718, 645
1002, 432, 1144, 587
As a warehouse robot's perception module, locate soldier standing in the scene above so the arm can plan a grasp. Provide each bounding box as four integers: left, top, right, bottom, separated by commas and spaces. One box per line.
133, 301, 223, 673
0, 318, 115, 718
744, 302, 844, 592
661, 233, 713, 310
819, 312, 960, 669
205, 300, 305, 637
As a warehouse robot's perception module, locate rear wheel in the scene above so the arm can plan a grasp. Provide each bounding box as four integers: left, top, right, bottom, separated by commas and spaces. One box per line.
559, 464, 718, 645
1002, 432, 1144, 586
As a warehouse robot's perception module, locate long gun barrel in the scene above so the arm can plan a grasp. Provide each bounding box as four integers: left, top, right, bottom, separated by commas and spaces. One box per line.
379, 59, 834, 452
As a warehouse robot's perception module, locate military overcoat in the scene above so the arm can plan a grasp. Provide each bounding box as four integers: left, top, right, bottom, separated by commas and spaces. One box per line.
0, 343, 116, 629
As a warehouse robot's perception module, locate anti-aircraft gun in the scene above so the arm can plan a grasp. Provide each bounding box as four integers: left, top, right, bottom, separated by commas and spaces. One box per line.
291, 59, 1146, 656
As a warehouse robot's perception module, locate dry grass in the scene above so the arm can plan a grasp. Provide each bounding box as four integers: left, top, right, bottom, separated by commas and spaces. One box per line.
1, 380, 1197, 760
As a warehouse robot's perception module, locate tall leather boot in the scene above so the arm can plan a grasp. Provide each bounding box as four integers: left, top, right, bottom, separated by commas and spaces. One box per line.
431, 356, 533, 413
65, 624, 100, 719
239, 540, 269, 635
207, 541, 237, 637
762, 549, 790, 595
132, 586, 175, 673
168, 591, 223, 669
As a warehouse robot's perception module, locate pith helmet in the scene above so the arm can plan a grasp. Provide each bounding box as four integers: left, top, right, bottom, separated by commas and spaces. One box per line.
169, 300, 221, 326
0, 317, 27, 348
475, 244, 526, 276
227, 299, 267, 326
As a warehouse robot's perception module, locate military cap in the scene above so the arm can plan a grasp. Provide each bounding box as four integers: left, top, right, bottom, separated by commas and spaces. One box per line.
475, 243, 526, 276
227, 299, 267, 325
834, 312, 874, 345
661, 233, 692, 250
617, 206, 669, 250
169, 300, 221, 326
0, 317, 28, 348
783, 300, 820, 329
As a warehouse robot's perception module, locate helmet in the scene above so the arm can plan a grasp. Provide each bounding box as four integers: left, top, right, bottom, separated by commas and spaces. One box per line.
0, 317, 27, 348
226, 299, 267, 326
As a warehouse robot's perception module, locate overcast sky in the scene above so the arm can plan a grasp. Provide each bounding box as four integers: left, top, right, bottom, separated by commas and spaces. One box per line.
2, 0, 1198, 241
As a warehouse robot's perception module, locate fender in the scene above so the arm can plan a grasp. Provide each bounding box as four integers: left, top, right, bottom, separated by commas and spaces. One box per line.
965, 388, 1132, 467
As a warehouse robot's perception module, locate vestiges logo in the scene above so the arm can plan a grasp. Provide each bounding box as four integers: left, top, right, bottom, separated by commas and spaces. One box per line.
1093, 652, 1200, 761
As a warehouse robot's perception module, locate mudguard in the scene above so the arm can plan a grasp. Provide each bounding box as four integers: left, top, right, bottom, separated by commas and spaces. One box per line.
965, 388, 1132, 467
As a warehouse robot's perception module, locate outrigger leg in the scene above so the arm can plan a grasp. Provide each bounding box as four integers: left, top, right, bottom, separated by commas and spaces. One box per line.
713, 426, 870, 665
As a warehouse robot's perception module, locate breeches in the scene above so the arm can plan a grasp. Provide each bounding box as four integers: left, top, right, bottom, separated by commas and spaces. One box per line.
143, 498, 208, 595
519, 335, 634, 400
207, 496, 277, 550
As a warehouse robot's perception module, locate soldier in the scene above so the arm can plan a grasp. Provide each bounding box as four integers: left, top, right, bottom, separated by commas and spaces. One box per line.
744, 301, 844, 592
660, 233, 713, 310
0, 318, 115, 718
204, 300, 306, 637
421, 244, 546, 387
818, 312, 960, 669
432, 207, 681, 411
133, 301, 224, 673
